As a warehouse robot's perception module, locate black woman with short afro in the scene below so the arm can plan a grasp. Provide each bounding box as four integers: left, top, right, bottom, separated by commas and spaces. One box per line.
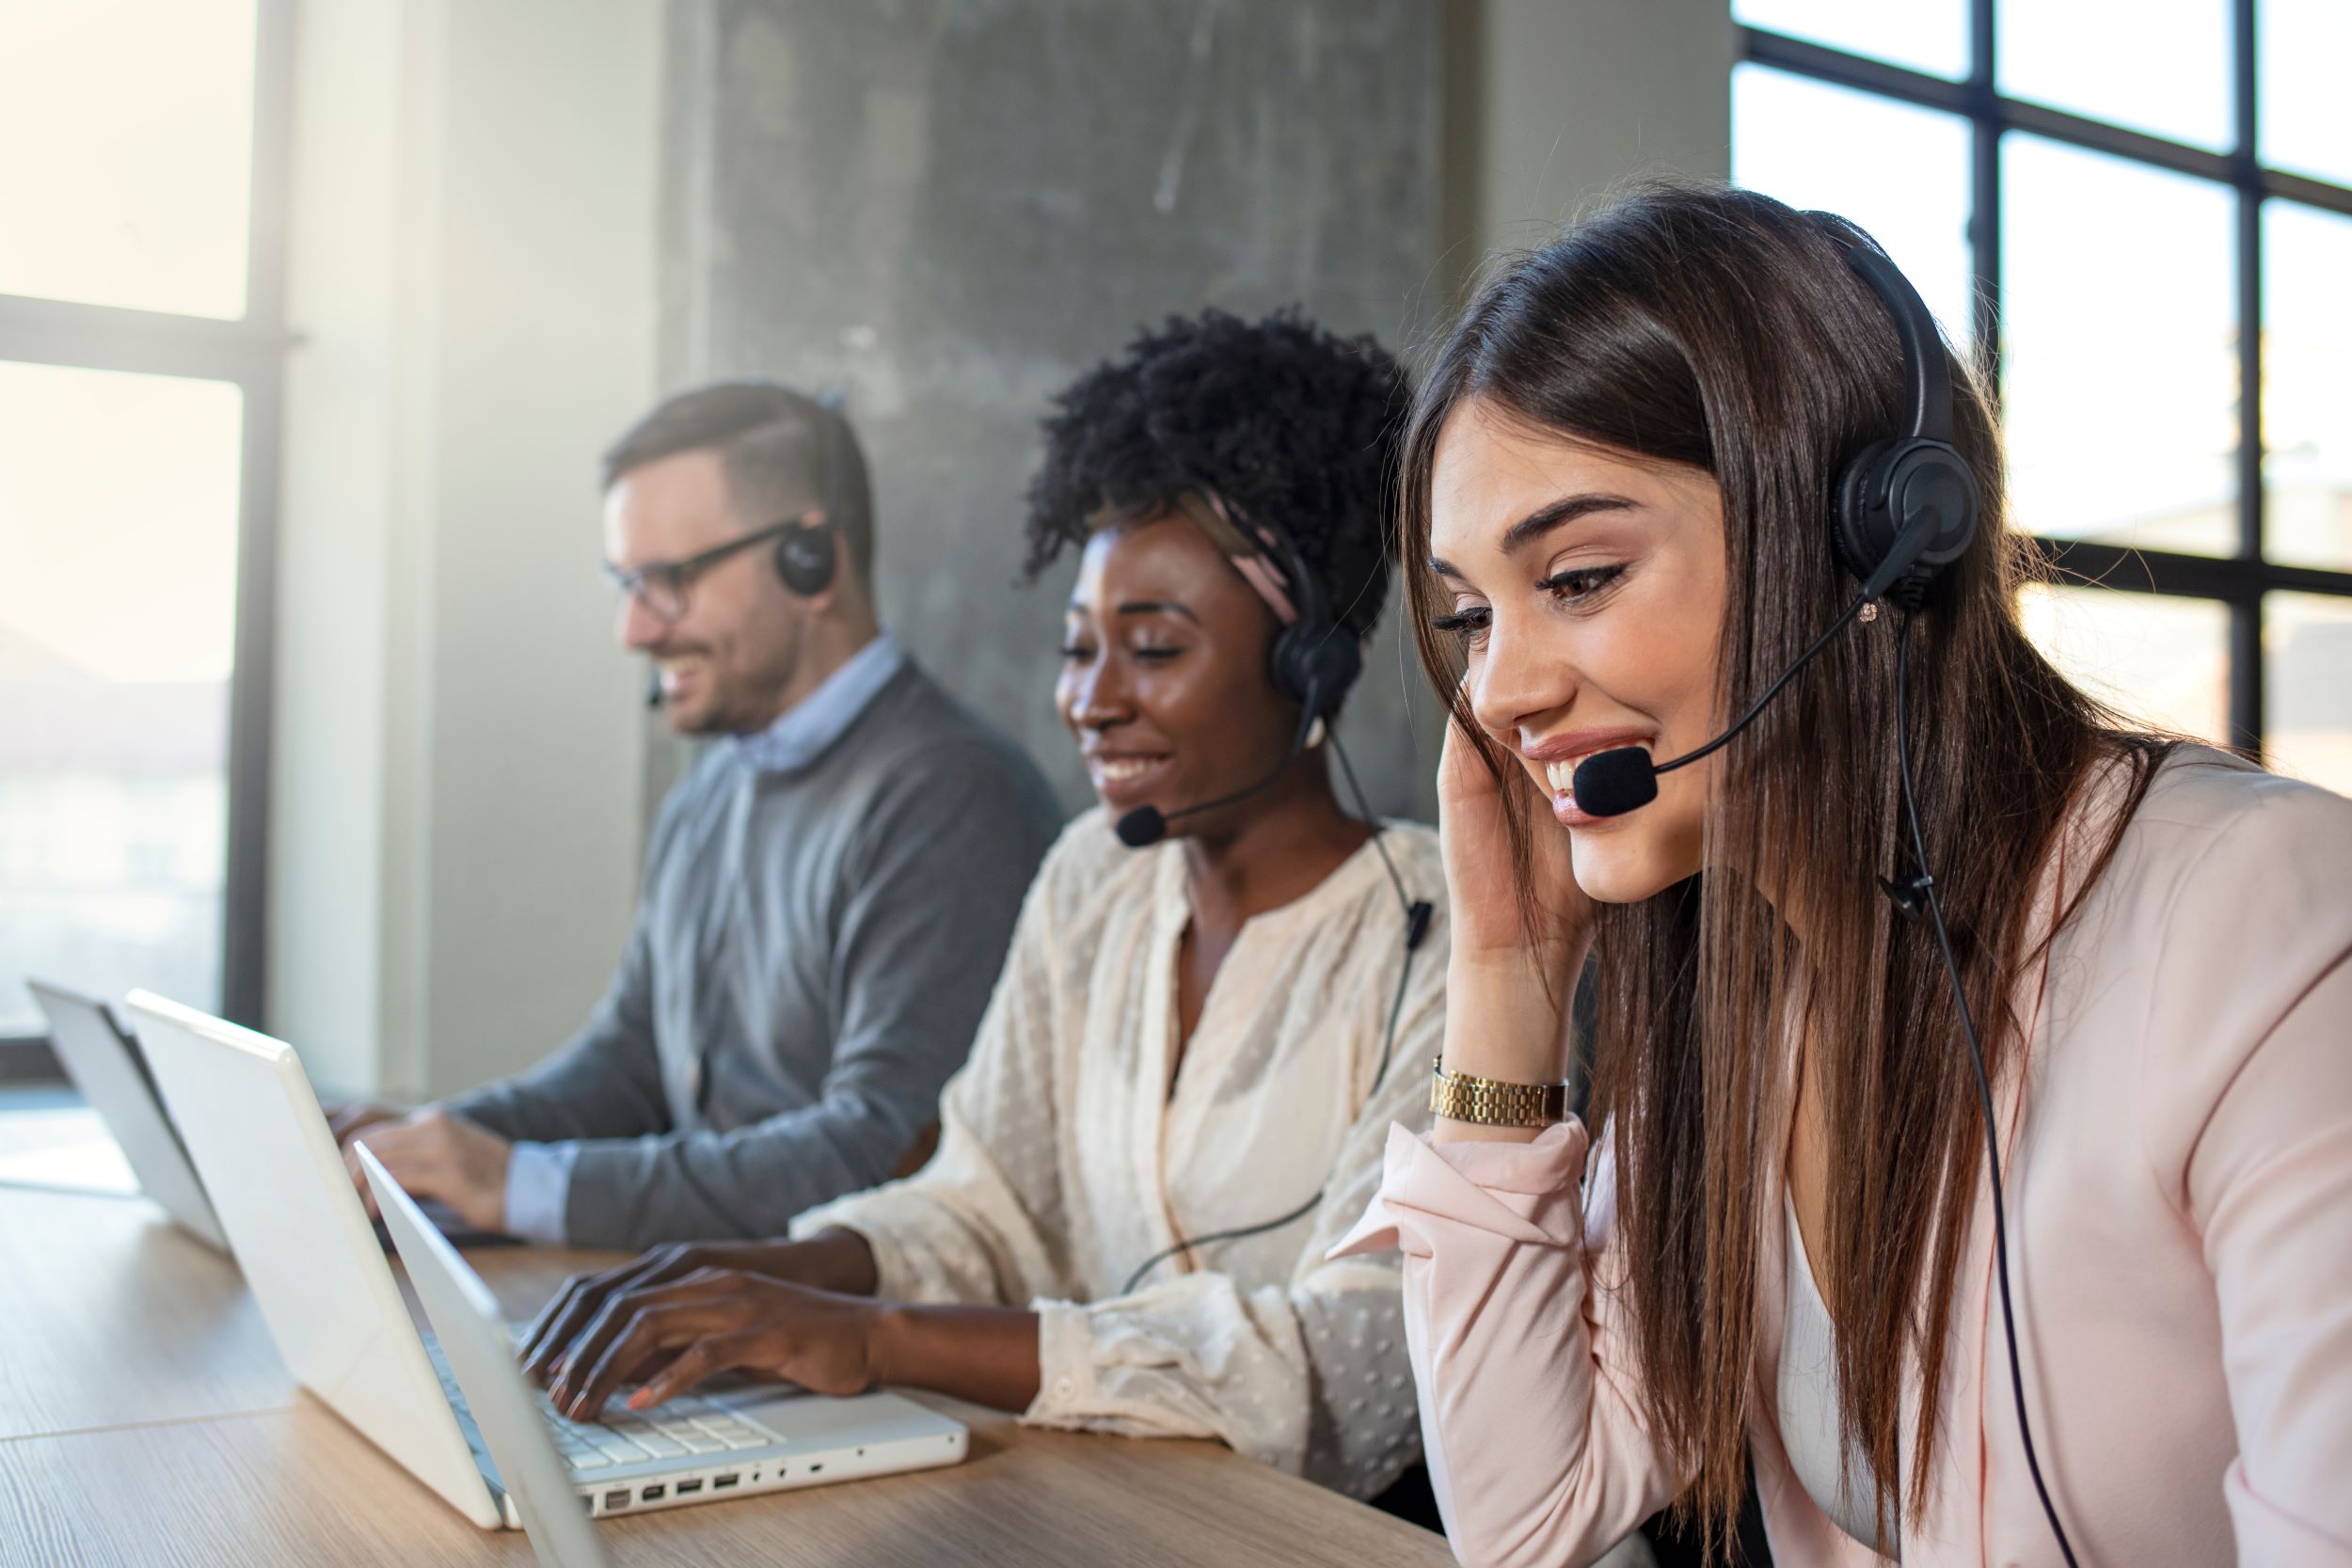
1023, 308, 1409, 651
492, 309, 1450, 1511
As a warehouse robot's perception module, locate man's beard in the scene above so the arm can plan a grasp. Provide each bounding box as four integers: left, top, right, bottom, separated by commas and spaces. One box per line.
672, 618, 804, 736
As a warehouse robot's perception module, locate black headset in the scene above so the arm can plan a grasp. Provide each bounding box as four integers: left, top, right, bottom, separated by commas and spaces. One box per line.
774, 521, 836, 597
771, 388, 852, 597
1824, 222, 1981, 605
1259, 518, 1363, 722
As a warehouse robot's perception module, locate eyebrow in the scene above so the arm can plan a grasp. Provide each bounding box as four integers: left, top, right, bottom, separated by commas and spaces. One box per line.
1426, 491, 1642, 578
1114, 599, 1200, 624
1062, 598, 1202, 625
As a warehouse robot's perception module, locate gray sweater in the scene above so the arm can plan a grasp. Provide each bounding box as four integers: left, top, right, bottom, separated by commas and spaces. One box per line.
448, 657, 1063, 1248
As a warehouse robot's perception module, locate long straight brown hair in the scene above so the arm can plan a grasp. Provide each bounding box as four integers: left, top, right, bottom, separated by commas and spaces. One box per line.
1397, 183, 2169, 1554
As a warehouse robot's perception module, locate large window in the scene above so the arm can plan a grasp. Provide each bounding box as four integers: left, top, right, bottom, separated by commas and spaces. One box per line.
1733, 0, 2352, 794
0, 2, 289, 1064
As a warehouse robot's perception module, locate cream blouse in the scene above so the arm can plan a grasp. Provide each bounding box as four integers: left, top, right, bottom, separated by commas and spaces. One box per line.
791, 806, 1446, 1498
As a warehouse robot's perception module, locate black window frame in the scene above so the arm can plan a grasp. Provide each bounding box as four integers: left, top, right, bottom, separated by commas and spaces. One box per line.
0, 2, 294, 1080
1740, 0, 2352, 757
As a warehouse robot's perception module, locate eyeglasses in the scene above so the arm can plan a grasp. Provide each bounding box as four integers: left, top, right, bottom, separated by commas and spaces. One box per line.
600, 520, 798, 624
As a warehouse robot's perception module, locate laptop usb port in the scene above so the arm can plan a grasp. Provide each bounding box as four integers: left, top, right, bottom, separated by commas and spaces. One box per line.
602, 1490, 630, 1511
640, 1484, 666, 1502
713, 1473, 740, 1490
675, 1479, 704, 1496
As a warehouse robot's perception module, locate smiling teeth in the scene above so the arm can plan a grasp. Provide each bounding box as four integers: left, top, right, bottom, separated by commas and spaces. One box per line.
1097, 758, 1163, 781
1544, 748, 1647, 795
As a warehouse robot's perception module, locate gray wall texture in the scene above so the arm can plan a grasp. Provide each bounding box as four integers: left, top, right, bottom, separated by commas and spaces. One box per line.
651, 0, 1447, 823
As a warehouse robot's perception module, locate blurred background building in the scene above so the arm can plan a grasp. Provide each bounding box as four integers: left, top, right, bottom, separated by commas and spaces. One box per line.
2, 0, 2344, 1099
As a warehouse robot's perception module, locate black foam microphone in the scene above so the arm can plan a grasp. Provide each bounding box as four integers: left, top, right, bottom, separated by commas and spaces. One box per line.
645, 666, 665, 709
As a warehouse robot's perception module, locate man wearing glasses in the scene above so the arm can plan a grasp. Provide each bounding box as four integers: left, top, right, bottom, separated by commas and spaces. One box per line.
333, 382, 1063, 1249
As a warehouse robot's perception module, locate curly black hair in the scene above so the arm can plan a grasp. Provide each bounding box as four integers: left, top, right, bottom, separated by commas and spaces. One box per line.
1023, 308, 1408, 641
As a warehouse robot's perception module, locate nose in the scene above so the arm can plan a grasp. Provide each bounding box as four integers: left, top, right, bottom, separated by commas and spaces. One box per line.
1062, 650, 1133, 733
618, 592, 667, 653
1465, 611, 1573, 745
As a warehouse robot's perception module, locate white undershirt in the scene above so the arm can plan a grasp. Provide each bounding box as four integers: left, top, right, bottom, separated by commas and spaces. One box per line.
1779, 1191, 1901, 1560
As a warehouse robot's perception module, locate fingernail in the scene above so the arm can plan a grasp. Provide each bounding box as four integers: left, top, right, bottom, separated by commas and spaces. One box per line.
627, 1388, 652, 1409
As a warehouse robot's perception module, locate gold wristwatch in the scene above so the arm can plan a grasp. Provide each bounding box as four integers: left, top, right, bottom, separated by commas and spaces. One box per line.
1429, 1057, 1571, 1127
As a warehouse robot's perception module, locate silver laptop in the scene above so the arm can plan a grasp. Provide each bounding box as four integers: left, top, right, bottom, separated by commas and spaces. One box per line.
29, 979, 229, 1250
30, 978, 500, 1251
128, 990, 969, 1529
362, 1143, 612, 1568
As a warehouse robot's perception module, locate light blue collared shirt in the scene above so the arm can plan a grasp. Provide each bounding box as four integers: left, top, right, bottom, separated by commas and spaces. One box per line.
732, 630, 909, 775
500, 629, 910, 1243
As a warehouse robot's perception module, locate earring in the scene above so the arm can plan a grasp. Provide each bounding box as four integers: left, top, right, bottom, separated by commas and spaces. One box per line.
1306, 716, 1328, 749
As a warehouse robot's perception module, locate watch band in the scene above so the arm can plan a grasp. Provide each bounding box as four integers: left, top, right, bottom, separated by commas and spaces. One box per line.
1428, 1056, 1571, 1128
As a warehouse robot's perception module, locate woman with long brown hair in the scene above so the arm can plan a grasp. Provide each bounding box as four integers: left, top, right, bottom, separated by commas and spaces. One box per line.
1336, 183, 2352, 1565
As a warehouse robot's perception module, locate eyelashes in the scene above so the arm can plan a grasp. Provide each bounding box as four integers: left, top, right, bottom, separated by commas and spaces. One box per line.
1428, 607, 1489, 639
1538, 563, 1628, 602
1428, 563, 1629, 647
1058, 643, 1184, 664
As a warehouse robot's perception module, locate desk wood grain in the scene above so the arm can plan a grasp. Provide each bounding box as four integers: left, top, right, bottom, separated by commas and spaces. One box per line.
0, 1188, 294, 1439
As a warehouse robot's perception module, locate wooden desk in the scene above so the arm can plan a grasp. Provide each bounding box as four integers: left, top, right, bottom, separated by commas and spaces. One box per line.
0, 1186, 294, 1438
0, 1186, 1454, 1567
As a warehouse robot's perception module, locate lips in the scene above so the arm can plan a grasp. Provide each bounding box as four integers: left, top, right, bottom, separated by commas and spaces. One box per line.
1084, 751, 1172, 806
1520, 730, 1654, 828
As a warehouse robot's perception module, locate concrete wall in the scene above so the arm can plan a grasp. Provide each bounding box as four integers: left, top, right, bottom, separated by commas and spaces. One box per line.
650, 0, 1448, 822
270, 0, 659, 1100
1442, 0, 1736, 306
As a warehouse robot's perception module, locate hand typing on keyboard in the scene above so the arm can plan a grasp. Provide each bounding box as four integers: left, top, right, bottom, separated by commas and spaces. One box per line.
430, 1339, 782, 1470
534, 1268, 888, 1424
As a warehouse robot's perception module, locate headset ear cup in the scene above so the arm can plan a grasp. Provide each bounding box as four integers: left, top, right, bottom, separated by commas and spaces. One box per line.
775, 523, 838, 596
1832, 437, 1905, 585
1270, 626, 1361, 719
1888, 445, 1980, 570
1830, 438, 1979, 591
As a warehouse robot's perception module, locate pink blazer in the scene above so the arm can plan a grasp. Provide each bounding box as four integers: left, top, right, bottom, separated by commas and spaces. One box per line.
1337, 753, 2352, 1566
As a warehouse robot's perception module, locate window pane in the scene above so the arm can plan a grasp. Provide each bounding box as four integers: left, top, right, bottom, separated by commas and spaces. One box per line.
0, 1, 257, 319
2264, 201, 2352, 572
1732, 65, 1976, 349
2002, 138, 2236, 554
2266, 593, 2352, 797
1733, 0, 1968, 79
0, 362, 243, 1035
2000, 0, 2233, 151
2019, 585, 2232, 743
2260, 0, 2352, 185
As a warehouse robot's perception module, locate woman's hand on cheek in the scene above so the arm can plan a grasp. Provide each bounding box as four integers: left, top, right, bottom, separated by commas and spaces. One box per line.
1435, 712, 1593, 1104
1437, 712, 1593, 969
546, 1269, 884, 1420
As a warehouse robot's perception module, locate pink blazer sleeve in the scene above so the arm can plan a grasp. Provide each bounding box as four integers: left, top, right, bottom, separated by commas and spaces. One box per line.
1332, 1119, 1682, 1568
2153, 780, 2352, 1560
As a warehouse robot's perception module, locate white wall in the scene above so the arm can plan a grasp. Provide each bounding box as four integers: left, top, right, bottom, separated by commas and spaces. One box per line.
1442, 0, 1737, 301
270, 0, 660, 1101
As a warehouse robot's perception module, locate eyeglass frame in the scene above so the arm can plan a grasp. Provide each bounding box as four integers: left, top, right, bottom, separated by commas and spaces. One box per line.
600, 517, 808, 624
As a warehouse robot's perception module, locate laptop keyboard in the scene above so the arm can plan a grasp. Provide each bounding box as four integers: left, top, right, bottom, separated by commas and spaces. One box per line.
423, 1337, 782, 1472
